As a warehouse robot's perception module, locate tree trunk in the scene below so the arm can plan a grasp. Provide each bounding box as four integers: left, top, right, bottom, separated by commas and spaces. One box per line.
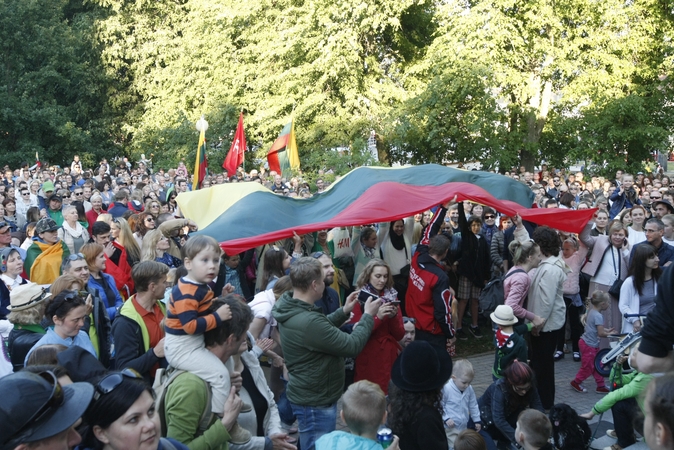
522, 74, 553, 172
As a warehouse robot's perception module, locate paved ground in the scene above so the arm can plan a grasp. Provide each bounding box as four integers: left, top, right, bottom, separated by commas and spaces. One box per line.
274, 347, 647, 449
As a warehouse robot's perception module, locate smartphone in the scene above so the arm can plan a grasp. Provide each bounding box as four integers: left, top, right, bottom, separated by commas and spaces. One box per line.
357, 291, 379, 303
389, 300, 401, 306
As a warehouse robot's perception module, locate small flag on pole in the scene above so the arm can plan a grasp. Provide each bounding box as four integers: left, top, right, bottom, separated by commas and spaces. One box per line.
222, 112, 247, 176
193, 116, 209, 190
267, 119, 299, 177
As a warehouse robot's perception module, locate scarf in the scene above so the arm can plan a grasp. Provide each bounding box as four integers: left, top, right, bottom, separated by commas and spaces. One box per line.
495, 329, 514, 349
481, 223, 497, 246
389, 221, 406, 250
61, 220, 85, 238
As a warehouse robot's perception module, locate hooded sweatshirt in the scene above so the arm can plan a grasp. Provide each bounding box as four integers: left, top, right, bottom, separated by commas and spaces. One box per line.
272, 291, 374, 406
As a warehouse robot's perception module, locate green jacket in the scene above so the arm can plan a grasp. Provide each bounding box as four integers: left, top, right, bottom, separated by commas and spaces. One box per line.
592, 365, 653, 415
165, 371, 230, 450
272, 292, 374, 406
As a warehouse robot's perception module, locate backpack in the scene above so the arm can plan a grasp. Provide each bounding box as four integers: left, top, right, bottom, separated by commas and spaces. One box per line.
153, 367, 213, 437
478, 269, 525, 318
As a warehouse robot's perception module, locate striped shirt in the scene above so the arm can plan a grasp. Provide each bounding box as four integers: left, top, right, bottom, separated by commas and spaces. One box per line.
165, 278, 221, 335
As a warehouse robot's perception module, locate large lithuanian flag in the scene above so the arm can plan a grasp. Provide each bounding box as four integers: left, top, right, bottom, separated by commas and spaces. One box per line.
177, 164, 596, 254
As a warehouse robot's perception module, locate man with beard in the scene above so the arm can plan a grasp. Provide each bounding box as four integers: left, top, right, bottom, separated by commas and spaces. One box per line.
313, 252, 339, 315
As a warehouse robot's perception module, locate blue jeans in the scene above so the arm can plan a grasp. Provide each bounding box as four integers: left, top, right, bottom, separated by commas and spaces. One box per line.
290, 402, 337, 450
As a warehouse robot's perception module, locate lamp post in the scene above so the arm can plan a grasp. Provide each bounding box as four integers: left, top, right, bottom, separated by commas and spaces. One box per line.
196, 116, 209, 133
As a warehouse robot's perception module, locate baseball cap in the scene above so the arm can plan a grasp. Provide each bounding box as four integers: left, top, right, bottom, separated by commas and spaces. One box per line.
35, 218, 60, 234
0, 371, 94, 449
41, 181, 55, 194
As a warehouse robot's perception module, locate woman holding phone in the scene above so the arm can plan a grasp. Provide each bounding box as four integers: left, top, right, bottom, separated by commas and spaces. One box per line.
352, 258, 405, 394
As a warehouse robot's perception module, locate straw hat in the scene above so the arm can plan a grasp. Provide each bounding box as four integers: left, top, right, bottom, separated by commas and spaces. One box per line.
8, 283, 51, 312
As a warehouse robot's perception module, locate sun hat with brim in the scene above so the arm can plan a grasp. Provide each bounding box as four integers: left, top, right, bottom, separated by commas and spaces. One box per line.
8, 282, 51, 311
490, 304, 519, 326
0, 371, 94, 450
390, 340, 452, 392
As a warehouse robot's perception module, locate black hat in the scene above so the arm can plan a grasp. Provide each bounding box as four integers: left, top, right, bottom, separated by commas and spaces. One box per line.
0, 371, 93, 449
652, 199, 674, 214
56, 345, 108, 382
390, 340, 453, 392
47, 194, 62, 203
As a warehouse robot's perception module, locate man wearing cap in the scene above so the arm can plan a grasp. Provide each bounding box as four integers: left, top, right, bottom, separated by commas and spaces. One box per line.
0, 221, 26, 260
651, 199, 674, 220
37, 180, 56, 211
46, 194, 64, 227
0, 369, 94, 450
25, 217, 70, 284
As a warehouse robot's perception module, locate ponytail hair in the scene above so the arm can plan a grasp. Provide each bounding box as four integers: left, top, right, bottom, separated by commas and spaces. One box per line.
508, 239, 539, 265
580, 290, 609, 326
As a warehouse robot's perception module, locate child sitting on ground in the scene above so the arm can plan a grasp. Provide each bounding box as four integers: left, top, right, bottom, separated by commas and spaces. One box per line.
164, 235, 250, 444
315, 380, 400, 450
442, 359, 495, 450
514, 409, 554, 450
491, 304, 532, 379
571, 290, 614, 394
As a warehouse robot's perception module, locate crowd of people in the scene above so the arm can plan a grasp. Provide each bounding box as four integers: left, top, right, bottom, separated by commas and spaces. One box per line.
2, 157, 674, 450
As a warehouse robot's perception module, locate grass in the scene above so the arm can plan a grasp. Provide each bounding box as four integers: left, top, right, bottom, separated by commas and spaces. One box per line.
454, 317, 497, 357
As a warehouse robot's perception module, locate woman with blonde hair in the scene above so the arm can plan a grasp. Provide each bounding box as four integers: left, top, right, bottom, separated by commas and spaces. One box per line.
95, 213, 113, 225
141, 229, 182, 268
111, 217, 141, 265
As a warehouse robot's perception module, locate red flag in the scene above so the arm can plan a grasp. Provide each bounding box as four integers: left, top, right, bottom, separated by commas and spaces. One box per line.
223, 112, 246, 176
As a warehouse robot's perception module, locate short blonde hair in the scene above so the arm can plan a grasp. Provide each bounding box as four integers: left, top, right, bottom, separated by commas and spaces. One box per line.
452, 359, 474, 379
341, 380, 386, 435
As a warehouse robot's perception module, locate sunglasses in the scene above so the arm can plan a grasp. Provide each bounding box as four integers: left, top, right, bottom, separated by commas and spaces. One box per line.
73, 192, 83, 196
145, 217, 155, 222
403, 317, 416, 324
270, 245, 281, 252
484, 215, 496, 219
311, 251, 326, 259
7, 371, 65, 443
93, 368, 142, 400
21, 192, 30, 196
67, 253, 85, 261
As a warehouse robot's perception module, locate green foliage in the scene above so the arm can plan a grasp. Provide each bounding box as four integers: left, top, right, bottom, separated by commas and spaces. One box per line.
2, 0, 673, 173
0, 0, 115, 168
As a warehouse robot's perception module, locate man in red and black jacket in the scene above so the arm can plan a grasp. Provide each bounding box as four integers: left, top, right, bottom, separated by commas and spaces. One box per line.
406, 199, 456, 350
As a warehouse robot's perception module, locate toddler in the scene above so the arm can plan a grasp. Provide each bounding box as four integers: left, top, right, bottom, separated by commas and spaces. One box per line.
164, 235, 250, 443
490, 304, 531, 380
571, 290, 614, 394
514, 409, 554, 450
442, 359, 494, 450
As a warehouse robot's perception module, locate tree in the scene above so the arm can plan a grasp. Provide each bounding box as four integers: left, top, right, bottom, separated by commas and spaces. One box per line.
0, 0, 114, 167
387, 0, 674, 171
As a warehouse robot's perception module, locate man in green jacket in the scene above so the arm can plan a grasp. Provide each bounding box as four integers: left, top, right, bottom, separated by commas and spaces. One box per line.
272, 257, 381, 450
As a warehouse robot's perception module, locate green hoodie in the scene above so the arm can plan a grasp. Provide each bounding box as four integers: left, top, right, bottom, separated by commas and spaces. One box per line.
272, 291, 374, 406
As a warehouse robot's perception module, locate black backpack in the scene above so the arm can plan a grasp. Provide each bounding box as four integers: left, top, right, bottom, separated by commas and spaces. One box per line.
478, 269, 525, 318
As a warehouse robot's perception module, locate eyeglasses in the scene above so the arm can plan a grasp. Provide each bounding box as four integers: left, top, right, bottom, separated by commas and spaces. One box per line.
7, 371, 65, 443
311, 251, 326, 259
403, 317, 416, 324
512, 384, 531, 393
93, 368, 142, 400
484, 215, 496, 219
67, 253, 85, 261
